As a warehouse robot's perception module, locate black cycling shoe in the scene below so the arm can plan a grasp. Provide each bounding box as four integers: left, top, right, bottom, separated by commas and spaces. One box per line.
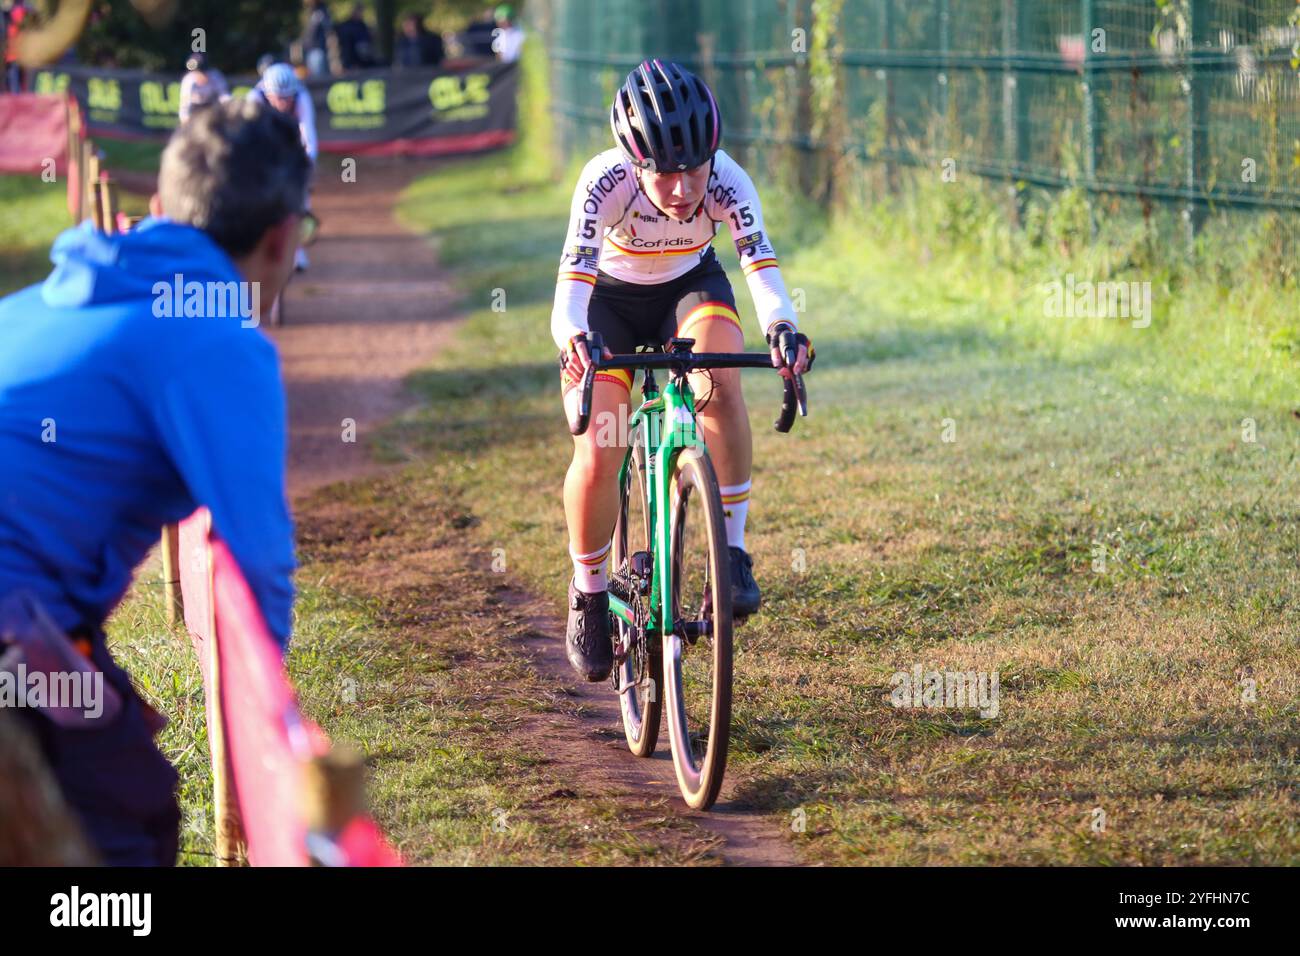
566, 579, 614, 682
729, 546, 761, 618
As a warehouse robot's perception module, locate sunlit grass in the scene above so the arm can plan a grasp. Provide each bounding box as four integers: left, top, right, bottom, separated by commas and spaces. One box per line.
380, 123, 1300, 865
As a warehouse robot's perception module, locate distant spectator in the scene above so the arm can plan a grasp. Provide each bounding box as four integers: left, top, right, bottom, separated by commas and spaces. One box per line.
461, 7, 497, 58
300, 0, 332, 76
335, 3, 375, 70
288, 41, 310, 81
179, 52, 230, 123
492, 4, 524, 63
3, 0, 28, 92
396, 14, 444, 69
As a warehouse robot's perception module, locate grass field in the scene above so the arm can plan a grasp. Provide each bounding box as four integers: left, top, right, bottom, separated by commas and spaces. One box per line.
0, 174, 73, 295
0, 138, 158, 296
115, 95, 1298, 865
362, 136, 1300, 864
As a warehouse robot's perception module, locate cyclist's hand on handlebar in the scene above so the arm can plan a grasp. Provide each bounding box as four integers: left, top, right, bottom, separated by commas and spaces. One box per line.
566, 333, 613, 376
766, 323, 813, 380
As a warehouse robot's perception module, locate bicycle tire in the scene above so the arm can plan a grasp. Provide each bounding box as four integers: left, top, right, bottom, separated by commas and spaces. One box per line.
664, 446, 733, 810
612, 439, 663, 757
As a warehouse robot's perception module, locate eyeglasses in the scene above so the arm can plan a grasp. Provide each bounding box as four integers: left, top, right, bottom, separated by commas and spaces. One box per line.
298, 211, 320, 247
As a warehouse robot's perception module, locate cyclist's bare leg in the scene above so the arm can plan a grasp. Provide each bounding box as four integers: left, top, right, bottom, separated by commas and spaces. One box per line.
682, 319, 752, 488
679, 312, 761, 612
563, 378, 631, 571
561, 373, 630, 680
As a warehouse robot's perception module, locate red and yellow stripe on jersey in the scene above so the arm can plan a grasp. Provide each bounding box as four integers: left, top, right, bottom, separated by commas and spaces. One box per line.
606, 236, 713, 257
559, 270, 597, 286
741, 256, 780, 277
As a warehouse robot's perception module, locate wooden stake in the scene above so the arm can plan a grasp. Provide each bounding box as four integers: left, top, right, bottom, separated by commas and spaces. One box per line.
197, 519, 247, 866
160, 523, 183, 625
86, 151, 104, 231
98, 178, 119, 235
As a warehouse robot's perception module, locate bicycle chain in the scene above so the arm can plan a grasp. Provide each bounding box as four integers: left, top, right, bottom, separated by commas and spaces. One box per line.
607, 566, 649, 693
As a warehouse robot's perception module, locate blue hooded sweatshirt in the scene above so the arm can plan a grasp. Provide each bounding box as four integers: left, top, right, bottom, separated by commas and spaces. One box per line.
0, 219, 294, 648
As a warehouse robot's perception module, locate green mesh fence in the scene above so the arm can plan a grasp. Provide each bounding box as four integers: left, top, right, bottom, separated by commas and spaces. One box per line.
538, 0, 1300, 235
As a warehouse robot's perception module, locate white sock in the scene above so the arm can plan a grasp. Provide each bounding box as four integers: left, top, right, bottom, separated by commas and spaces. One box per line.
570, 541, 611, 593
718, 479, 751, 550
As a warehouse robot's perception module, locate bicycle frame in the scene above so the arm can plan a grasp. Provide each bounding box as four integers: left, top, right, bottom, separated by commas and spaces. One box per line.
607, 368, 702, 642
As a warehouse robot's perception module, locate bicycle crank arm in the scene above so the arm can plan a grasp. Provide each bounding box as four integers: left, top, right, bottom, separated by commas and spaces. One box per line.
676, 618, 713, 643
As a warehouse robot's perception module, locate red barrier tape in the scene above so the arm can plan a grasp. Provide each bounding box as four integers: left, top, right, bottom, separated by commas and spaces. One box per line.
0, 93, 70, 175
179, 508, 401, 866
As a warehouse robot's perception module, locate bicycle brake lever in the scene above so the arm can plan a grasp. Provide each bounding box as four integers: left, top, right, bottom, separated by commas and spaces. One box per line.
570, 365, 595, 436
568, 331, 605, 437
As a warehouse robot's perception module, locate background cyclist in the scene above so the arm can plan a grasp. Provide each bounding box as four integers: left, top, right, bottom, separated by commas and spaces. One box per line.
178, 51, 230, 123
552, 59, 812, 682
250, 62, 318, 272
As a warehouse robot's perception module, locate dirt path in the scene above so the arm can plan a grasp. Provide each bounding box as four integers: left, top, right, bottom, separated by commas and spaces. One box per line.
276, 160, 799, 866
501, 590, 800, 865
269, 160, 461, 498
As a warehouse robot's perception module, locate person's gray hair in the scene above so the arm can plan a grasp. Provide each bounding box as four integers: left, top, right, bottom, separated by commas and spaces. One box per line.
158, 98, 310, 258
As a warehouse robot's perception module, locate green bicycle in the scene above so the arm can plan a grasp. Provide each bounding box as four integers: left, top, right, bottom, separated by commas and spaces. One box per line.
569, 330, 809, 809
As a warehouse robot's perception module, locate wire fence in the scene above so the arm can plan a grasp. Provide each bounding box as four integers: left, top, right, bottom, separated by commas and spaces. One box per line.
537, 0, 1300, 245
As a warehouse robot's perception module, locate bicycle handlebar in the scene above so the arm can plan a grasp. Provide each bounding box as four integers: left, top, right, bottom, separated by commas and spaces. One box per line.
568, 331, 809, 436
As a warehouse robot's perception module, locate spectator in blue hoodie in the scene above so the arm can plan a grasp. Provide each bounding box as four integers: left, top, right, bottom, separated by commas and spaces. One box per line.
0, 98, 312, 865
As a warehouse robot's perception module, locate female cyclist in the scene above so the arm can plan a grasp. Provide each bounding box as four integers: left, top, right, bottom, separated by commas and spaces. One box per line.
553, 59, 812, 681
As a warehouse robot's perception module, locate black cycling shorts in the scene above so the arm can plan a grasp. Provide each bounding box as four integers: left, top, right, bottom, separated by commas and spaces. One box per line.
561, 251, 754, 392
561, 250, 743, 393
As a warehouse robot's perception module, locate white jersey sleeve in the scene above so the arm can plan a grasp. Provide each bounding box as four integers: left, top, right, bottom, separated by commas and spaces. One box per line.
179, 72, 197, 121
248, 83, 317, 161
550, 151, 634, 350
296, 88, 318, 162
706, 154, 798, 338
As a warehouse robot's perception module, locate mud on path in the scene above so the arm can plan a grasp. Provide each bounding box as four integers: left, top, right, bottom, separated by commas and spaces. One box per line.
280, 160, 800, 865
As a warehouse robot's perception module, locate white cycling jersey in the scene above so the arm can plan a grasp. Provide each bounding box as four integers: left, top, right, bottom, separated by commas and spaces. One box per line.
248, 83, 318, 162
550, 147, 797, 350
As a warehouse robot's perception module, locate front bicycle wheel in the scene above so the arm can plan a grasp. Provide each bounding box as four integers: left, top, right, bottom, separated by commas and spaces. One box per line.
664, 446, 733, 810
611, 439, 662, 757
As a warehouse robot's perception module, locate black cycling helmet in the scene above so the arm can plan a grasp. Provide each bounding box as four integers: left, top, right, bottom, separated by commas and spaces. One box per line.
610, 59, 721, 173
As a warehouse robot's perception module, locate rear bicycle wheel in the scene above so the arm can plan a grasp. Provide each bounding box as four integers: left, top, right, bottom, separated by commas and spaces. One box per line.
611, 439, 662, 757
664, 446, 732, 810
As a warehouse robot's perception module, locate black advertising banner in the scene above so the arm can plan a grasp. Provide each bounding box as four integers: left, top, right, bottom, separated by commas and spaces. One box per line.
29, 62, 518, 156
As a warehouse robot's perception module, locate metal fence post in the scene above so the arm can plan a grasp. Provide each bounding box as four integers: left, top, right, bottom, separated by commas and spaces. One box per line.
1184, 0, 1210, 251
937, 0, 950, 144
1081, 0, 1101, 238
1001, 0, 1025, 224
883, 0, 897, 192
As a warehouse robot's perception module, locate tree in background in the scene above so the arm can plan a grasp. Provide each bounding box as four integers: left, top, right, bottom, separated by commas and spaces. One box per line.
17, 0, 524, 72
60, 0, 302, 72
